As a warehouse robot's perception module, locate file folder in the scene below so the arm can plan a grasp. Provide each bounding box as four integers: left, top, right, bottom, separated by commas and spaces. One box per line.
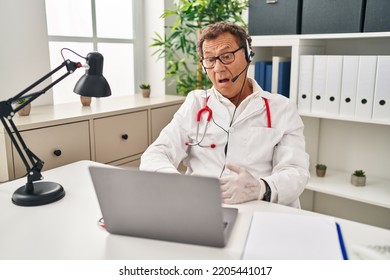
372, 56, 390, 122
271, 56, 290, 93
311, 55, 327, 114
241, 212, 348, 260
277, 61, 291, 98
265, 63, 272, 92
254, 61, 271, 89
340, 56, 359, 117
324, 56, 343, 115
355, 56, 377, 120
297, 55, 314, 113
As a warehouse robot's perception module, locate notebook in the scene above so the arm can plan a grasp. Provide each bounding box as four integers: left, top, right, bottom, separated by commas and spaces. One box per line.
241, 212, 348, 260
89, 166, 238, 248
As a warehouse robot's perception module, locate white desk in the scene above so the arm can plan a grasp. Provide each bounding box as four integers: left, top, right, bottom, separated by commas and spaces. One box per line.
0, 160, 389, 260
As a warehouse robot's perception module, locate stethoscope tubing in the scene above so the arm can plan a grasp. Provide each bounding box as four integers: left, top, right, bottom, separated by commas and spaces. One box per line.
185, 94, 271, 149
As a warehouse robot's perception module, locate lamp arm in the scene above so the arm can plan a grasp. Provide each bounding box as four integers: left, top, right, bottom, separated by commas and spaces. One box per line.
9, 60, 81, 112
0, 59, 81, 190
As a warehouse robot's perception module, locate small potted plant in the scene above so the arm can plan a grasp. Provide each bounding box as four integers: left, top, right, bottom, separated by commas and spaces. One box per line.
139, 83, 151, 98
315, 164, 327, 177
16, 98, 31, 116
351, 169, 366, 187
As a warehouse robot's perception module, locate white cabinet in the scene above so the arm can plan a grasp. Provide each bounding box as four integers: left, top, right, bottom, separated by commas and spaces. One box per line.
0, 94, 185, 181
251, 32, 390, 229
94, 111, 148, 163
12, 121, 91, 178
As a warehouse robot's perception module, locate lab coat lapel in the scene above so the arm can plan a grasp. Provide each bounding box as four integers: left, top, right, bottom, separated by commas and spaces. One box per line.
232, 95, 265, 125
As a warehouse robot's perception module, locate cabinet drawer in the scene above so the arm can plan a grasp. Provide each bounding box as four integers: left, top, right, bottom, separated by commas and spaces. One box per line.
13, 121, 91, 178
94, 110, 148, 163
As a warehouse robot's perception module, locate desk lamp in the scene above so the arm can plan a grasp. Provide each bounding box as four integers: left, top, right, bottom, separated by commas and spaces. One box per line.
0, 50, 111, 206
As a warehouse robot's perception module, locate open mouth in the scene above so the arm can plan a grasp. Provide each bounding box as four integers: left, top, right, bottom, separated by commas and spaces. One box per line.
218, 78, 230, 84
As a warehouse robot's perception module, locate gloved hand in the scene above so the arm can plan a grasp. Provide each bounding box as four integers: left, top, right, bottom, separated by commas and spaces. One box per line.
220, 162, 265, 204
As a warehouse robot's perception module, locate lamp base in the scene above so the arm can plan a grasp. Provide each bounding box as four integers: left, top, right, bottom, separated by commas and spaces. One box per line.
12, 181, 65, 206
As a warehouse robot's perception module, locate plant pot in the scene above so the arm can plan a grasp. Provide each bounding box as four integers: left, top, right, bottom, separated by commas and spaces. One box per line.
142, 89, 151, 98
18, 103, 31, 116
80, 96, 92, 106
316, 168, 326, 177
351, 174, 366, 187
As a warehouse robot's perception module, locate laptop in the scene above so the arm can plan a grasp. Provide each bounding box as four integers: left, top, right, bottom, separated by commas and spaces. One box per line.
89, 166, 238, 248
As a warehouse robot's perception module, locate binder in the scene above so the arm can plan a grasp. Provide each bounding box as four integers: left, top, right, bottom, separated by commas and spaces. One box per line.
264, 63, 272, 92
355, 56, 377, 120
297, 55, 314, 113
340, 56, 359, 117
277, 61, 291, 98
271, 56, 290, 93
241, 212, 348, 260
254, 61, 271, 89
324, 56, 343, 115
372, 56, 390, 121
311, 55, 327, 113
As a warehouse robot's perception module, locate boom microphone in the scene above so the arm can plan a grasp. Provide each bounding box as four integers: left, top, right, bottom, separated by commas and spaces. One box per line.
231, 62, 250, 83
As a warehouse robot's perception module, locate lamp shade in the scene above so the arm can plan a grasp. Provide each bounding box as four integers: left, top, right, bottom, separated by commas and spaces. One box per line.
74, 52, 111, 97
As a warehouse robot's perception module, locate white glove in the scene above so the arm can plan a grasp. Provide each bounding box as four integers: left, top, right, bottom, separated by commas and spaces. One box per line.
220, 162, 265, 204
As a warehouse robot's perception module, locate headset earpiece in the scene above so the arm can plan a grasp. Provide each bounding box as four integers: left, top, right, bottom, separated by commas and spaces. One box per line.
245, 39, 254, 62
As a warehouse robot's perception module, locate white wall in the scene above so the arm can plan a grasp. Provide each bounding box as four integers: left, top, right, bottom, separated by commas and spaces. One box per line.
0, 0, 166, 105
144, 0, 166, 95
0, 0, 52, 106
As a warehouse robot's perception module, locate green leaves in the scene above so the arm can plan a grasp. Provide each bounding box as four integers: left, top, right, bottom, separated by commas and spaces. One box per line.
151, 0, 248, 95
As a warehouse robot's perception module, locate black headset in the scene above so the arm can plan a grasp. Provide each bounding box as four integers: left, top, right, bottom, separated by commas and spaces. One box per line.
202, 39, 254, 73
245, 39, 255, 63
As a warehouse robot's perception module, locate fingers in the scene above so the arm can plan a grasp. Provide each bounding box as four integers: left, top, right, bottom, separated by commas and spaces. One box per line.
225, 162, 242, 174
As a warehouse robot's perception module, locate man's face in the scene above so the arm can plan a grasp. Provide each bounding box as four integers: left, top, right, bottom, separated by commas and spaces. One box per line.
202, 32, 247, 99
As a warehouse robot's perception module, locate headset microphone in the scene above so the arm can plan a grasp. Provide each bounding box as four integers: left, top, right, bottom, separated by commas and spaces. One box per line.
232, 62, 250, 83
232, 40, 254, 83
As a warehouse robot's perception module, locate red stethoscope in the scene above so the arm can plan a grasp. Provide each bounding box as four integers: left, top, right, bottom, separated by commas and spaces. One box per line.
184, 96, 271, 149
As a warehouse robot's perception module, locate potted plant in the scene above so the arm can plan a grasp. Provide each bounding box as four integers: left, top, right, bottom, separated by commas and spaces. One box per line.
315, 164, 327, 177
151, 0, 248, 95
140, 83, 151, 98
16, 98, 31, 116
351, 170, 366, 187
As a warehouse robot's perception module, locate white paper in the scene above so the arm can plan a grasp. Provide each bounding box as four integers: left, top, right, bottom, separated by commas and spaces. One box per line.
241, 212, 344, 260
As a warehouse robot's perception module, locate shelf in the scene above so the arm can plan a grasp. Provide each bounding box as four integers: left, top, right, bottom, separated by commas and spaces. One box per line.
299, 112, 390, 126
306, 169, 390, 209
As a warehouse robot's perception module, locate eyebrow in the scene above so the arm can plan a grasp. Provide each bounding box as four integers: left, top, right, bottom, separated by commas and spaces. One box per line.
203, 45, 232, 57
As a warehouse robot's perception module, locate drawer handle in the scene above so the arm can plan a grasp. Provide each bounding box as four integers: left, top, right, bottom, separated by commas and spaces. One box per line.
121, 134, 129, 140
53, 149, 62, 157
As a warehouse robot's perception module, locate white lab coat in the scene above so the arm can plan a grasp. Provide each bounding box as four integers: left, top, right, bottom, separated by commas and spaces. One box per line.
140, 78, 310, 208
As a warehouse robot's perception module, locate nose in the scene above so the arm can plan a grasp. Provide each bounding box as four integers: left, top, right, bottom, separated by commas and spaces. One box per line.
213, 58, 226, 73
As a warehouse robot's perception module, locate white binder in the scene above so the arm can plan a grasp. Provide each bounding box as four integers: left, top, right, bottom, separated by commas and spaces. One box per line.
355, 56, 377, 120
311, 55, 327, 114
297, 55, 314, 113
324, 56, 343, 115
340, 56, 359, 117
372, 56, 390, 122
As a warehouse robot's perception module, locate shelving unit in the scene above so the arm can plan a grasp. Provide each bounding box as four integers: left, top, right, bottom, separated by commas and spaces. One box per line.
251, 32, 390, 229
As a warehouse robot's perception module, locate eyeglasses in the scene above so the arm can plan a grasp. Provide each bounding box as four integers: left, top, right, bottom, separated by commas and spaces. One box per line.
201, 47, 244, 69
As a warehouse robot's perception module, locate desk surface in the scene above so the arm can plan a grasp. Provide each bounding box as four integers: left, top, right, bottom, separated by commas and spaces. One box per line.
0, 160, 389, 260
